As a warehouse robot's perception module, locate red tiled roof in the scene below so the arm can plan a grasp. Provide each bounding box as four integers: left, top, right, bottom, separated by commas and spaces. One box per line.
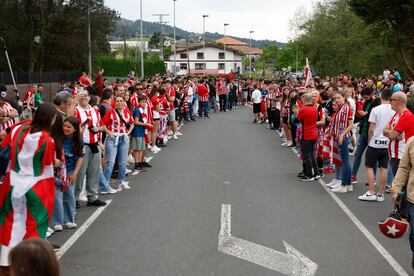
216, 36, 248, 46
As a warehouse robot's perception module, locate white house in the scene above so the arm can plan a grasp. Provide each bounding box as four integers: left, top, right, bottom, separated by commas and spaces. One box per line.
165, 43, 244, 75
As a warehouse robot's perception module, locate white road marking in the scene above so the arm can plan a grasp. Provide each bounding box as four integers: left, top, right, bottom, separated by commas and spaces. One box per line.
218, 204, 318, 276
223, 181, 231, 184
288, 143, 409, 275
56, 200, 112, 259
317, 178, 409, 276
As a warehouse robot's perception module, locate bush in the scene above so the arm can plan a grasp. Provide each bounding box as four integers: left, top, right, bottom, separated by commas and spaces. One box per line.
95, 55, 166, 77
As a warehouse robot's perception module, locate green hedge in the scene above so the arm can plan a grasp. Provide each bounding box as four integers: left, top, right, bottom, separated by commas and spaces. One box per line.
95, 55, 165, 77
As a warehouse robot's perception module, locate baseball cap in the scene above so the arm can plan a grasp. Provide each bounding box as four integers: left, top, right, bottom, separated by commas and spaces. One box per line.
0, 91, 7, 99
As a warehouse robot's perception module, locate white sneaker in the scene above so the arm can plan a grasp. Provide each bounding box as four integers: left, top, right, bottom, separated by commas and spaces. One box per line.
358, 191, 377, 201
376, 194, 385, 202
326, 178, 340, 187
163, 137, 169, 144
120, 181, 131, 190
176, 131, 183, 136
53, 224, 63, 232
101, 187, 117, 195
46, 227, 54, 238
78, 194, 88, 202
147, 144, 152, 150
286, 141, 293, 147
279, 132, 283, 138
281, 141, 288, 146
63, 222, 77, 229
128, 155, 135, 164
126, 168, 132, 174
173, 135, 178, 140
347, 185, 353, 192
330, 182, 342, 189
151, 146, 161, 153
332, 185, 347, 193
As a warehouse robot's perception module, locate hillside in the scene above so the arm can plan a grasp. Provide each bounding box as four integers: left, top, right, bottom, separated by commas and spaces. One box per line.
110, 18, 286, 49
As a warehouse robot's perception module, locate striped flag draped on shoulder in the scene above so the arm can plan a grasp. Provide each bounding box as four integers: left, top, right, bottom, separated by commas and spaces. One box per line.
0, 123, 55, 247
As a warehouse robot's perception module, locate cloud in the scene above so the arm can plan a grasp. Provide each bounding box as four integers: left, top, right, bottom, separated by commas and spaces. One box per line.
105, 0, 315, 43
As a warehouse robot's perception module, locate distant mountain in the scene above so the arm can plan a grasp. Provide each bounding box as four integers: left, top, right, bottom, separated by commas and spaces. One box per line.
110, 18, 286, 49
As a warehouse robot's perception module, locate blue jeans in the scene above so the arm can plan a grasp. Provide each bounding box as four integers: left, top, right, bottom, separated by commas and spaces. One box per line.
338, 136, 352, 186
352, 133, 368, 177
51, 183, 76, 225
209, 96, 217, 113
198, 101, 209, 117
104, 135, 129, 183
408, 203, 414, 252
99, 166, 112, 192
187, 102, 194, 119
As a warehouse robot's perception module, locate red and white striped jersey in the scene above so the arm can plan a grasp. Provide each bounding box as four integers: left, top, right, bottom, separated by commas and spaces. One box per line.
387, 109, 414, 159
130, 93, 139, 110
74, 105, 102, 144
0, 102, 16, 132
102, 108, 134, 134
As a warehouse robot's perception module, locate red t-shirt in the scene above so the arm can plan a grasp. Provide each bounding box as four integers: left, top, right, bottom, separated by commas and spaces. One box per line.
296, 105, 318, 140
394, 109, 414, 142
166, 88, 176, 111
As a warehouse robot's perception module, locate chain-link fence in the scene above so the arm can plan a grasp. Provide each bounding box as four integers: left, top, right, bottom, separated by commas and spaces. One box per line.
1, 71, 81, 102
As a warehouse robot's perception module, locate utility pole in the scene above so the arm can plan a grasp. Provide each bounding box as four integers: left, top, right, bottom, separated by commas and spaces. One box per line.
122, 24, 127, 58
152, 14, 169, 61
140, 0, 144, 78
173, 0, 177, 75
249, 30, 254, 78
224, 23, 229, 74
202, 14, 209, 75
87, 0, 92, 77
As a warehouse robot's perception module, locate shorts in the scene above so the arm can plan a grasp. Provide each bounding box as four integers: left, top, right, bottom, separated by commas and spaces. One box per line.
365, 146, 389, 169
167, 110, 176, 122
130, 136, 146, 151
253, 103, 261, 114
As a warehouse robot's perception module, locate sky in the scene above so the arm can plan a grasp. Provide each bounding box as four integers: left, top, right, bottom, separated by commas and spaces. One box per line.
105, 0, 316, 43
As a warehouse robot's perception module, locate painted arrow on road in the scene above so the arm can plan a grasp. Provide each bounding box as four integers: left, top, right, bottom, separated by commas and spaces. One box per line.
218, 204, 318, 276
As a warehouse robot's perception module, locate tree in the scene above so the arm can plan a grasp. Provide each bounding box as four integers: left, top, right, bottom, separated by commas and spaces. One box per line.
0, 0, 117, 72
349, 0, 414, 78
149, 32, 161, 49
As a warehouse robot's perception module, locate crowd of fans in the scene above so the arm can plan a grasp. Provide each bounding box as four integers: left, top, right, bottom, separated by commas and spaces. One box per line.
0, 72, 253, 275
1, 66, 414, 273
249, 67, 414, 269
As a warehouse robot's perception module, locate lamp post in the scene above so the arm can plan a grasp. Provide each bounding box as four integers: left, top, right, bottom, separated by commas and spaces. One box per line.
173, 0, 177, 75
224, 23, 229, 74
140, 0, 144, 78
202, 14, 209, 75
249, 30, 254, 78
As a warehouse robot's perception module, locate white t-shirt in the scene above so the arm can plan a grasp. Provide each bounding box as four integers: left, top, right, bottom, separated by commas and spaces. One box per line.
252, 89, 262, 104
347, 97, 356, 121
368, 104, 395, 148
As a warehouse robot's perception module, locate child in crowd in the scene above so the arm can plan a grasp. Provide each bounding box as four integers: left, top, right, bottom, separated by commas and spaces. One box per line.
131, 95, 153, 171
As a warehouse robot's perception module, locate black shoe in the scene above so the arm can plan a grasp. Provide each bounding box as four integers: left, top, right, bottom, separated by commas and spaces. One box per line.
87, 199, 107, 207
288, 144, 296, 148
312, 174, 321, 180
300, 175, 315, 182
190, 118, 196, 121
297, 171, 305, 178
142, 162, 152, 168
49, 242, 61, 251
385, 185, 392, 194
206, 115, 210, 118
134, 163, 140, 170
76, 200, 81, 209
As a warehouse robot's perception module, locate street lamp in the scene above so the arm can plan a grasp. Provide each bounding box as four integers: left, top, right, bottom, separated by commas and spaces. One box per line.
202, 14, 209, 75
249, 30, 254, 78
173, 0, 177, 75
140, 0, 144, 78
224, 23, 229, 73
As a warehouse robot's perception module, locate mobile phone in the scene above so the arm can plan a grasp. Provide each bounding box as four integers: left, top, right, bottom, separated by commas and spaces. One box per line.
81, 118, 90, 127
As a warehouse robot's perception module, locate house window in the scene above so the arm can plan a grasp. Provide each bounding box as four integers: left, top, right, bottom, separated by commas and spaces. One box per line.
180, 63, 187, 70
195, 63, 205, 69
197, 52, 204, 59
180, 53, 187, 59
164, 63, 168, 68
218, 63, 225, 70
219, 52, 225, 59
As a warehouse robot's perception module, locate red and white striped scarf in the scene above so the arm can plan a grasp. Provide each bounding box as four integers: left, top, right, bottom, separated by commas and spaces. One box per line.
138, 104, 150, 144
328, 103, 351, 140
322, 131, 342, 166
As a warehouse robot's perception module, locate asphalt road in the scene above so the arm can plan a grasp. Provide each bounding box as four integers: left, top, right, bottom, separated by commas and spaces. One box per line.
56, 106, 413, 276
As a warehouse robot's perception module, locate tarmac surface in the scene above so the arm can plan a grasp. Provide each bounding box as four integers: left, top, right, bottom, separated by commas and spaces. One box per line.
55, 106, 412, 276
